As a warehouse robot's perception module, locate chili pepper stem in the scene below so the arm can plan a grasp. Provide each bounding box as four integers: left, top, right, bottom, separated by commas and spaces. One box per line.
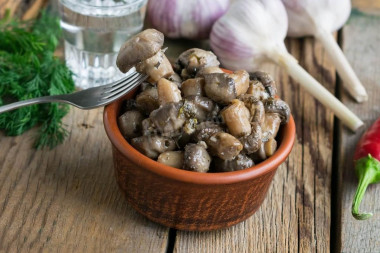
352, 155, 380, 220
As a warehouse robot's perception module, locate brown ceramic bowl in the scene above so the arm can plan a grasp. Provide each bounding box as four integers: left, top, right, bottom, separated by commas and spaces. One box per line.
103, 88, 295, 231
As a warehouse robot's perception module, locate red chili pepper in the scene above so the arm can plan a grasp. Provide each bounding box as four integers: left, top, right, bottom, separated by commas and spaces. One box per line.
352, 118, 380, 220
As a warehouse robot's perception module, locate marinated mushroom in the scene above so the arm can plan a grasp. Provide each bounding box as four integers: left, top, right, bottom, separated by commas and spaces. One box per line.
246, 80, 270, 101
221, 99, 251, 137
214, 154, 254, 172
261, 113, 282, 142
192, 121, 223, 142
136, 50, 174, 82
131, 135, 176, 159
118, 110, 144, 139
174, 48, 220, 79
251, 143, 267, 162
239, 95, 265, 124
239, 122, 262, 154
157, 78, 182, 105
116, 29, 164, 73
167, 72, 182, 88
230, 70, 250, 96
181, 78, 205, 97
150, 102, 186, 134
264, 138, 277, 157
183, 142, 211, 173
136, 86, 160, 115
182, 95, 215, 122
264, 98, 291, 124
204, 73, 236, 104
158, 151, 184, 169
195, 66, 224, 77
250, 71, 277, 98
207, 132, 243, 160
141, 118, 157, 136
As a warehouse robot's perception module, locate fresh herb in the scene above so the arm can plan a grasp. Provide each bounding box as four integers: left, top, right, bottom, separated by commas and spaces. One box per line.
0, 11, 75, 149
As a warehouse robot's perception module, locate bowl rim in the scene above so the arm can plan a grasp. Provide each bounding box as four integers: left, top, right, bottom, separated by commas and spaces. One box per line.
103, 90, 296, 185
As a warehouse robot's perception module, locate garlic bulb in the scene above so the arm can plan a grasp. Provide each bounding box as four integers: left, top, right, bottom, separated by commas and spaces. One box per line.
147, 0, 229, 40
282, 0, 368, 103
284, 0, 351, 37
210, 0, 363, 131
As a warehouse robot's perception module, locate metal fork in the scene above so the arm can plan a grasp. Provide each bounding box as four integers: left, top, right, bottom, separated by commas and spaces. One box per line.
0, 68, 147, 114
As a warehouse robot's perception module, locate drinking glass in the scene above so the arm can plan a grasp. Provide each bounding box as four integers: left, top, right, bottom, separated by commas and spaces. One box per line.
59, 0, 148, 89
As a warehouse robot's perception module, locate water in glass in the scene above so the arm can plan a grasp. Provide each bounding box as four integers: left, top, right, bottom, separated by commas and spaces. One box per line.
59, 0, 147, 89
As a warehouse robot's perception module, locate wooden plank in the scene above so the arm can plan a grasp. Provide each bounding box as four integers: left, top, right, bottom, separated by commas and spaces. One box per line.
0, 108, 169, 252
337, 12, 380, 252
0, 0, 47, 19
173, 37, 335, 252
353, 0, 380, 15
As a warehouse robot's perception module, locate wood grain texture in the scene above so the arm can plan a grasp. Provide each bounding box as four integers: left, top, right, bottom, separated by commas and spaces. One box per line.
173, 37, 335, 252
0, 108, 169, 252
337, 12, 380, 252
0, 0, 45, 19
353, 0, 380, 15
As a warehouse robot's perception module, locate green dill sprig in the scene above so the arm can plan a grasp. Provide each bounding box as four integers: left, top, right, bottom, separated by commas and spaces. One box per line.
0, 11, 75, 149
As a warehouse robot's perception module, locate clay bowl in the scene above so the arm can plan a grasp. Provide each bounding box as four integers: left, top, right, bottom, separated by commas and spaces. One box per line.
103, 88, 295, 231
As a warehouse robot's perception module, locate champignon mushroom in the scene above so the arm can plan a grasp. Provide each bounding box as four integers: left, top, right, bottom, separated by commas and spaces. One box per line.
157, 151, 184, 169
239, 95, 265, 124
261, 113, 282, 142
167, 72, 182, 88
249, 71, 277, 98
157, 78, 182, 106
207, 132, 243, 160
183, 141, 211, 173
213, 154, 254, 172
195, 66, 224, 77
136, 86, 160, 115
141, 118, 158, 136
140, 81, 154, 92
264, 98, 291, 124
131, 135, 176, 159
192, 121, 223, 142
204, 73, 236, 105
246, 80, 270, 101
250, 143, 267, 162
118, 110, 144, 139
239, 122, 262, 154
116, 29, 164, 73
230, 70, 250, 96
149, 102, 186, 134
136, 50, 174, 82
181, 78, 205, 97
264, 138, 277, 157
174, 48, 220, 79
221, 99, 251, 137
182, 95, 215, 122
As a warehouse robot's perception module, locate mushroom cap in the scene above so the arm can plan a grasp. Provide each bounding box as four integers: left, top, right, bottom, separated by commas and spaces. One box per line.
116, 29, 164, 73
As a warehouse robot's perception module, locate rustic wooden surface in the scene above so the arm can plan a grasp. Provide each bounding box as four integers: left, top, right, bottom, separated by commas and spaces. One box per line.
336, 10, 380, 253
0, 0, 379, 252
0, 108, 169, 252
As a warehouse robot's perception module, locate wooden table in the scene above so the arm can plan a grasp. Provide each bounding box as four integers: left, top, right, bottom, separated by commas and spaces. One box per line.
0, 0, 379, 252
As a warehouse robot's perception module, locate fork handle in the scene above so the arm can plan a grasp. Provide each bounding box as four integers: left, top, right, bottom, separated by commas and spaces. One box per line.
0, 95, 68, 114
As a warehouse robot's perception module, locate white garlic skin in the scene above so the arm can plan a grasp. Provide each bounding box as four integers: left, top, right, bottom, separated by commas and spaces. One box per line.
282, 0, 351, 37
210, 0, 288, 72
147, 0, 229, 40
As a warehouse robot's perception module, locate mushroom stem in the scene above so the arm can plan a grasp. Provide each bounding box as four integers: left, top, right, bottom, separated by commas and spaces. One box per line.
314, 26, 368, 103
270, 48, 363, 131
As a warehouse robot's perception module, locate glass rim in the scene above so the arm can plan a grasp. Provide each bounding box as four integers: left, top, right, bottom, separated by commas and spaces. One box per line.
59, 0, 147, 10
